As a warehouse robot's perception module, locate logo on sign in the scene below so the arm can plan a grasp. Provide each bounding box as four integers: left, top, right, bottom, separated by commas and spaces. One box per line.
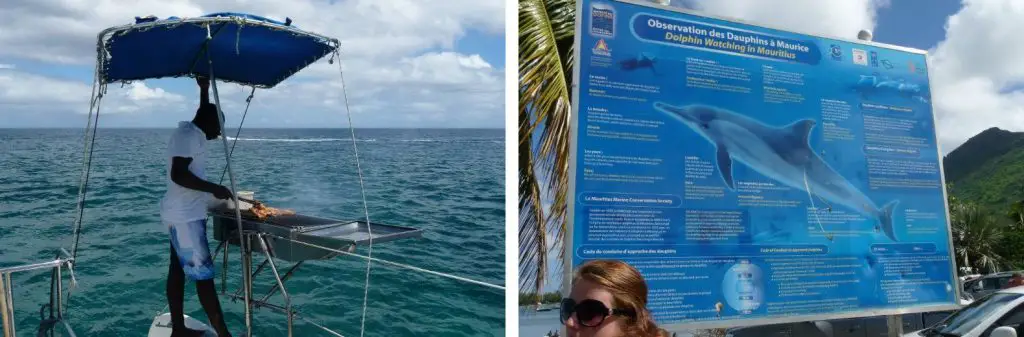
911, 62, 925, 74
830, 44, 842, 61
881, 59, 894, 69
870, 51, 878, 67
852, 48, 868, 65
589, 3, 615, 38
593, 39, 611, 57
908, 61, 916, 73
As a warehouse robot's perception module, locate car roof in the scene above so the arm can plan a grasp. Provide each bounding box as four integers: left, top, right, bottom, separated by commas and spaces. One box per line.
981, 271, 1024, 278
998, 286, 1024, 295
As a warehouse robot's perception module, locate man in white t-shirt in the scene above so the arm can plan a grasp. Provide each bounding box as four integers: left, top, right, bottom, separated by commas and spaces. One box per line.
160, 76, 233, 337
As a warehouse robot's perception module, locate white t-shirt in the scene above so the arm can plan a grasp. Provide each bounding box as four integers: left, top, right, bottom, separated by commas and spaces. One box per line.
160, 121, 213, 224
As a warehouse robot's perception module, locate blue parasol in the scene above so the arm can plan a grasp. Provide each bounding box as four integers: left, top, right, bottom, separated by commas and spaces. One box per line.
97, 12, 339, 88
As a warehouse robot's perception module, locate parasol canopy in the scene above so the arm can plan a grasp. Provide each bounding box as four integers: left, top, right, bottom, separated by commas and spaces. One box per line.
97, 12, 339, 88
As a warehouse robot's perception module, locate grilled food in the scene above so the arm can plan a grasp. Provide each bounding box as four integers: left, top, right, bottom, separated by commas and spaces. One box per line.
247, 201, 295, 220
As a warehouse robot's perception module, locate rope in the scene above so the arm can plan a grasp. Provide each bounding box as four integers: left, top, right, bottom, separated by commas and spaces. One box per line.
332, 49, 375, 337
263, 233, 505, 291
64, 78, 104, 314
294, 313, 345, 337
70, 76, 104, 261
219, 87, 257, 184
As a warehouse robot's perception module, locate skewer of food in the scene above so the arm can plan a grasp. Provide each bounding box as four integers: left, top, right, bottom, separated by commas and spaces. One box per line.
247, 200, 295, 220
218, 195, 295, 221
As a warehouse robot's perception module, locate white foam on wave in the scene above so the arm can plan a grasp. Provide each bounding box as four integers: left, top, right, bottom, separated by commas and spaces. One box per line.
399, 138, 503, 143
226, 137, 376, 142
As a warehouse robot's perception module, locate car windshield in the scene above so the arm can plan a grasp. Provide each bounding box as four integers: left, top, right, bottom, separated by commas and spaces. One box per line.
984, 277, 1011, 290
932, 292, 1022, 336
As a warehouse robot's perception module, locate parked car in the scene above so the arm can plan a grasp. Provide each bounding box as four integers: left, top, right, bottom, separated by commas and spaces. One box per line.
724, 293, 973, 337
724, 311, 954, 337
903, 286, 1024, 337
964, 271, 1024, 299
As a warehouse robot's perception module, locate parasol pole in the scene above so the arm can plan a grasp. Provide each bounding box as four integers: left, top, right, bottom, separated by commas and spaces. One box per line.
205, 23, 253, 336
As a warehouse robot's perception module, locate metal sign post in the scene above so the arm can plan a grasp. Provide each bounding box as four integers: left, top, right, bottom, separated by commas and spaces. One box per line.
888, 315, 904, 337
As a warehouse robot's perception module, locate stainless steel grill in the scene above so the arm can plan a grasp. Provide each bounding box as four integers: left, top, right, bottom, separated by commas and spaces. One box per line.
210, 210, 423, 262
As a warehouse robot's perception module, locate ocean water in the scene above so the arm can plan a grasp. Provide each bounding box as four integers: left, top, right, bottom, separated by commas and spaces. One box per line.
0, 128, 504, 336
519, 308, 560, 337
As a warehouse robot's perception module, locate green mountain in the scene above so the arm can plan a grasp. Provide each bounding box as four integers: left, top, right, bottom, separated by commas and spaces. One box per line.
943, 127, 1024, 210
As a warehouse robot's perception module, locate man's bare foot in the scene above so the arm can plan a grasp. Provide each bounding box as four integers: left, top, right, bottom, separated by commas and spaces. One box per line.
169, 327, 207, 337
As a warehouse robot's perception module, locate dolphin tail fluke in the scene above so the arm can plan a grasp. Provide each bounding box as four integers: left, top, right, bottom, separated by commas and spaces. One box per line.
716, 145, 735, 190
879, 200, 900, 241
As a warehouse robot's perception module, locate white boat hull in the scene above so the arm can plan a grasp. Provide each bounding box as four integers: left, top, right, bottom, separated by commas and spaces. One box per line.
148, 313, 217, 337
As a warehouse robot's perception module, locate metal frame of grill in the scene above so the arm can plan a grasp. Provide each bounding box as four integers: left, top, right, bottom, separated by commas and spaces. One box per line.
205, 207, 423, 334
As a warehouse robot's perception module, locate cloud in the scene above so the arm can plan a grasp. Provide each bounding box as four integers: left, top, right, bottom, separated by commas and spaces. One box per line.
927, 0, 1024, 153
688, 0, 889, 40
0, 70, 186, 115
209, 51, 503, 128
0, 64, 14, 69
0, 0, 502, 65
0, 0, 504, 128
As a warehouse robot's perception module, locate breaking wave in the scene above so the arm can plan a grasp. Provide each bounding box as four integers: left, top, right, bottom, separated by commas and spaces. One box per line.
226, 137, 376, 142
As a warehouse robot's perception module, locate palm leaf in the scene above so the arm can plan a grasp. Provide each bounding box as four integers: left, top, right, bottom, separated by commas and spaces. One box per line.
950, 200, 1006, 273
519, 0, 577, 295
519, 109, 549, 293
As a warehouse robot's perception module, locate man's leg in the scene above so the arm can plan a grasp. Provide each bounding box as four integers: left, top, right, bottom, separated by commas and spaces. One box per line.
168, 227, 207, 337
168, 242, 186, 328
196, 279, 231, 336
180, 219, 233, 337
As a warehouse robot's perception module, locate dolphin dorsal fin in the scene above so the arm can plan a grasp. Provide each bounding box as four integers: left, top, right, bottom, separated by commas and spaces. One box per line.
786, 119, 816, 146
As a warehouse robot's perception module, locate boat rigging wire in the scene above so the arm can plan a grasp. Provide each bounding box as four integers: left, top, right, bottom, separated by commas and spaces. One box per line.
331, 48, 376, 337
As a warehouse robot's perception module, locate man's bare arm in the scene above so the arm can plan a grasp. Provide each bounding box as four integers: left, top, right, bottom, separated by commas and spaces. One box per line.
197, 76, 210, 106
170, 156, 231, 199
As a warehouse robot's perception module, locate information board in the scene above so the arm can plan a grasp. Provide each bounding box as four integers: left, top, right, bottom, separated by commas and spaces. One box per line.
565, 0, 959, 329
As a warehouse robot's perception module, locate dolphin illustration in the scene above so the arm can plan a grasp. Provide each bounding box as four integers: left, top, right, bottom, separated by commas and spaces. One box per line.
619, 53, 657, 73
852, 75, 930, 103
750, 221, 792, 243
653, 102, 901, 242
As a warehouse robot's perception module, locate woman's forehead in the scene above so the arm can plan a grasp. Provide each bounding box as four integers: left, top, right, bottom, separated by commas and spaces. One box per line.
571, 278, 616, 305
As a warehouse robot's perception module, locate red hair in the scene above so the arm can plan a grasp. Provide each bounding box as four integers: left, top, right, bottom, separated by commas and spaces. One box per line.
573, 260, 668, 337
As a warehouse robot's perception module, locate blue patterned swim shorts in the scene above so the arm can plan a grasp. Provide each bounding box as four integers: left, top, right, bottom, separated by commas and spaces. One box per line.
168, 219, 215, 281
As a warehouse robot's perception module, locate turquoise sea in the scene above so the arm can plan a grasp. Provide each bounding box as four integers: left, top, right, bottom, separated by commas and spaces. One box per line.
0, 128, 504, 336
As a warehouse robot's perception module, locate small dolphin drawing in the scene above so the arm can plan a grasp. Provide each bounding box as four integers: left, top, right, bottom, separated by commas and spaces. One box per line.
653, 102, 901, 241
751, 221, 793, 243
852, 75, 930, 103
619, 53, 657, 73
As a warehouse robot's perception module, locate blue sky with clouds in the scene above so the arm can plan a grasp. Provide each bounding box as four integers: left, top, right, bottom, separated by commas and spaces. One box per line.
0, 0, 504, 129
532, 0, 1006, 293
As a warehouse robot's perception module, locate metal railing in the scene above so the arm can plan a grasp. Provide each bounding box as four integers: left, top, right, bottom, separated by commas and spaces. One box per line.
0, 252, 77, 337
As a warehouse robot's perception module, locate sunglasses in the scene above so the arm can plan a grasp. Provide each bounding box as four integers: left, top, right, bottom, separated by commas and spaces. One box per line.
560, 298, 636, 327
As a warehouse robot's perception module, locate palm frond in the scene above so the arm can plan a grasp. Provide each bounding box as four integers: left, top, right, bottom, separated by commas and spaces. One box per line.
950, 200, 1006, 273
519, 108, 549, 293
518, 0, 577, 295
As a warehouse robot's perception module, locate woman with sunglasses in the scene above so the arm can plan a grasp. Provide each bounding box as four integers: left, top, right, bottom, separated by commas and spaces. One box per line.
561, 260, 670, 337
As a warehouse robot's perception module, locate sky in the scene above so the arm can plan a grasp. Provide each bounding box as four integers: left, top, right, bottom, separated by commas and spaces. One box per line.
534, 0, 1022, 293
0, 0, 505, 129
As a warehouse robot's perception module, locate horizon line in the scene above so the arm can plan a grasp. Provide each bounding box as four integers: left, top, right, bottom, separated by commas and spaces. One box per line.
0, 126, 505, 130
